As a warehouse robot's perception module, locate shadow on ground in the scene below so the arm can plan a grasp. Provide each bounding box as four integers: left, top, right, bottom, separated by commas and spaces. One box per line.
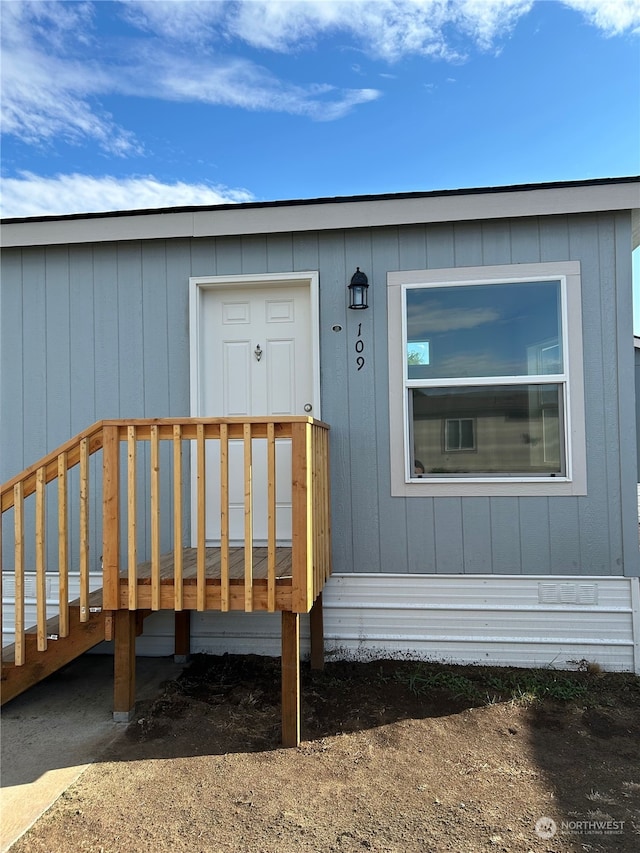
105, 654, 478, 758
527, 673, 640, 850
106, 653, 640, 851
5, 652, 640, 853
107, 653, 640, 759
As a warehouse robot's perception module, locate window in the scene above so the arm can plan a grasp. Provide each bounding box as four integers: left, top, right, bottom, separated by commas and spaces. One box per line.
445, 418, 475, 452
388, 262, 586, 497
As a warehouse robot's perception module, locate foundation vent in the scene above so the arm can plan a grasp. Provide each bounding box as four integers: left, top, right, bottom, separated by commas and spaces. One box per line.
538, 582, 598, 605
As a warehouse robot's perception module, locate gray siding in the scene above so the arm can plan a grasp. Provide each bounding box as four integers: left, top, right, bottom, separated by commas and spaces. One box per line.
1, 213, 638, 576
636, 342, 640, 484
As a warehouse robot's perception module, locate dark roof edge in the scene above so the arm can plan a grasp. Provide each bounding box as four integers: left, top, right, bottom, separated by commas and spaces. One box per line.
2, 176, 638, 225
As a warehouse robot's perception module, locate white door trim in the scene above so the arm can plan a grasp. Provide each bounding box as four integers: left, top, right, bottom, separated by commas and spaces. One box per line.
189, 271, 321, 419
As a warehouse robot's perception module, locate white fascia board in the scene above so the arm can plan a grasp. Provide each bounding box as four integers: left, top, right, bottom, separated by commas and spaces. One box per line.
192, 181, 639, 238
2, 180, 639, 248
1, 210, 196, 248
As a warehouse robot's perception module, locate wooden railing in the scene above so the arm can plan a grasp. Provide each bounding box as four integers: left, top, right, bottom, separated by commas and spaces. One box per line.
1, 417, 331, 667
1, 423, 105, 665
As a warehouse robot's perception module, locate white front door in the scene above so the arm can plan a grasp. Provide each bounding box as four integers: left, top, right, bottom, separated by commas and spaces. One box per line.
192, 277, 317, 545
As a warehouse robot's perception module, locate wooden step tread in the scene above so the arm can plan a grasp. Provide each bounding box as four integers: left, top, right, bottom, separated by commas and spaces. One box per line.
1, 592, 107, 705
2, 590, 103, 661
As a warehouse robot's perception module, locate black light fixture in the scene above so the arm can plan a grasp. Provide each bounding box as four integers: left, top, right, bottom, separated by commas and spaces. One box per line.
348, 267, 369, 309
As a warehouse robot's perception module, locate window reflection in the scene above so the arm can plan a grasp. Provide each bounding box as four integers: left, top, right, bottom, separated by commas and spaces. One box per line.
406, 281, 563, 379
411, 385, 564, 476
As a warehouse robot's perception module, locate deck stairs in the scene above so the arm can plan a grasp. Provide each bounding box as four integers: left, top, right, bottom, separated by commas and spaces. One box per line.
1, 417, 331, 745
2, 593, 107, 704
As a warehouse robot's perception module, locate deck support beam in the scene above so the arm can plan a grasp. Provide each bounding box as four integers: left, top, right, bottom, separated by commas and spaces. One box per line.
174, 610, 191, 662
281, 610, 300, 747
113, 610, 136, 722
309, 592, 324, 671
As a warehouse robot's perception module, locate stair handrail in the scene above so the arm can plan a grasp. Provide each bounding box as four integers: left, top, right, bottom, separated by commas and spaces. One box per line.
1, 421, 106, 666
1, 421, 106, 511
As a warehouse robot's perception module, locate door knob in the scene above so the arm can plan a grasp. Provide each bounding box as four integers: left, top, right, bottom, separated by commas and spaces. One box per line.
304, 403, 313, 412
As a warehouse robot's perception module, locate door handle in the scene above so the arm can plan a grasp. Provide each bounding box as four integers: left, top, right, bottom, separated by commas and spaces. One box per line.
304, 403, 313, 412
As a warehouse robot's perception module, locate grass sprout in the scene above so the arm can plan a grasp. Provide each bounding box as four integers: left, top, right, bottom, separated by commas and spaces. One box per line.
393, 662, 591, 706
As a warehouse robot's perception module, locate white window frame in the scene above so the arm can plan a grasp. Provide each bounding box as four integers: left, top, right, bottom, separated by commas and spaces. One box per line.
387, 261, 587, 497
444, 418, 476, 452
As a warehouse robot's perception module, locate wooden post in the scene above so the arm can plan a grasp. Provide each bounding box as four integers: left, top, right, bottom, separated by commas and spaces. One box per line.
35, 466, 47, 652
113, 609, 136, 721
102, 426, 121, 611
219, 423, 230, 612
309, 592, 324, 671
174, 610, 191, 663
196, 424, 206, 612
173, 424, 184, 611
266, 421, 277, 613
127, 426, 138, 611
58, 452, 69, 637
243, 423, 253, 612
281, 610, 301, 747
150, 424, 161, 611
104, 611, 114, 641
79, 437, 90, 621
291, 421, 311, 614
14, 482, 25, 666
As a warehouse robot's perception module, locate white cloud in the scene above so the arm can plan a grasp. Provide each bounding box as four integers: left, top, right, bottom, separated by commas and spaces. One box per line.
428, 351, 521, 376
0, 0, 382, 155
409, 304, 501, 333
124, 0, 535, 61
454, 0, 534, 50
123, 0, 640, 58
0, 1, 142, 155
2, 0, 638, 157
119, 0, 228, 43
561, 0, 640, 36
0, 173, 255, 218
132, 52, 380, 120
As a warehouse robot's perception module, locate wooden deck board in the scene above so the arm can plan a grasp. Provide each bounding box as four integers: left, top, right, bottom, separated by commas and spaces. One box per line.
129, 547, 293, 585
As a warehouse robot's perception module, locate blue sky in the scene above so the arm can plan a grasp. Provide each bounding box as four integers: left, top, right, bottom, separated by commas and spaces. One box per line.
1, 0, 639, 323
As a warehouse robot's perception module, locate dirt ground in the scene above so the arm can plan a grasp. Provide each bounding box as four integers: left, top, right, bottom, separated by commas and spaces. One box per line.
9, 654, 640, 853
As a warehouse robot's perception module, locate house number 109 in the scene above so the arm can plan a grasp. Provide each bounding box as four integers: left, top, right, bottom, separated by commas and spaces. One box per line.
355, 322, 365, 371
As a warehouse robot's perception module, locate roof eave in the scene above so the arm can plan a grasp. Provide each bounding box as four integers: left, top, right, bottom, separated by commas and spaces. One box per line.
2, 176, 639, 249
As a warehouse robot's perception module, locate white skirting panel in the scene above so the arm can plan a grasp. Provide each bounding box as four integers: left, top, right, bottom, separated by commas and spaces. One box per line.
323, 574, 639, 674
4, 573, 639, 674
133, 611, 311, 659
129, 574, 640, 674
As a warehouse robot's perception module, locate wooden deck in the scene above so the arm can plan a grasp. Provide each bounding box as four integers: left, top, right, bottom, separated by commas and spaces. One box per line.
1, 416, 331, 745
122, 547, 296, 611
134, 547, 294, 581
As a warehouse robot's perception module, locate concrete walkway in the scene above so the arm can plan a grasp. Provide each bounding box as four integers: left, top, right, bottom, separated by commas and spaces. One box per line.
1, 654, 183, 852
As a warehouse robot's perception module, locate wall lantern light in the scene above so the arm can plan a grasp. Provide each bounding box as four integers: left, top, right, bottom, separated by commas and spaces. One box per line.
348, 267, 369, 310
